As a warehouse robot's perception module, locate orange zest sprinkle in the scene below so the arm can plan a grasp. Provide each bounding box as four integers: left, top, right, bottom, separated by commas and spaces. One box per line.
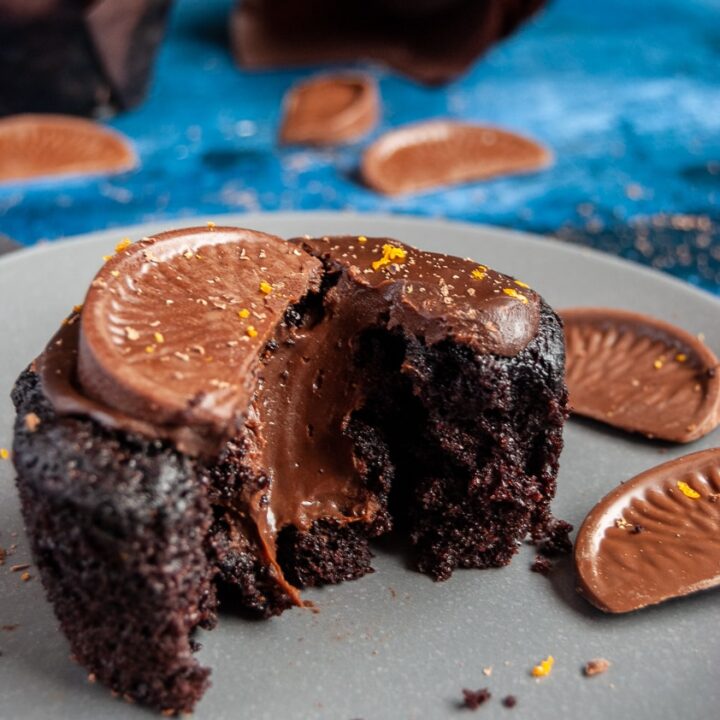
503, 287, 528, 304
246, 325, 258, 338
675, 353, 688, 363
358, 235, 368, 244
207, 221, 216, 229
110, 270, 120, 278
102, 254, 112, 262
238, 308, 250, 319
677, 481, 700, 499
72, 304, 83, 313
154, 332, 165, 344
531, 656, 555, 678
115, 238, 132, 253
0, 448, 9, 460
372, 243, 407, 271
653, 359, 664, 369
514, 280, 530, 288
471, 266, 487, 280
259, 281, 273, 295
145, 345, 156, 354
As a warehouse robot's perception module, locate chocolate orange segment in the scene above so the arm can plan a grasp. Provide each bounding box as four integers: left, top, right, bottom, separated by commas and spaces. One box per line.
361, 121, 552, 195
78, 227, 322, 433
562, 308, 720, 442
0, 114, 136, 183
575, 448, 720, 613
280, 74, 378, 145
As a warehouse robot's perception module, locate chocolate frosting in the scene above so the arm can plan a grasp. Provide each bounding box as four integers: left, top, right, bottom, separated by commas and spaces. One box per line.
298, 235, 541, 356
36, 227, 541, 605
362, 121, 552, 196
280, 74, 378, 146
562, 308, 720, 442
575, 448, 720, 613
232, 0, 546, 86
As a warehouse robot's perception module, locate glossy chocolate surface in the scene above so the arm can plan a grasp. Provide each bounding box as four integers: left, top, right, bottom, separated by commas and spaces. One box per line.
575, 448, 720, 613
563, 308, 720, 442
362, 121, 552, 196
280, 75, 378, 146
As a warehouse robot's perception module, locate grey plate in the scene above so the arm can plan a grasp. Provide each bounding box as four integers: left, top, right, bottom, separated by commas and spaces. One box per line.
1, 212, 718, 720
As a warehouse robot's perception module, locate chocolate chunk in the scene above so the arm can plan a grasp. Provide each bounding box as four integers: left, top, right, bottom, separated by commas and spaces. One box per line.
575, 448, 720, 613
361, 121, 552, 196
232, 0, 546, 85
502, 695, 518, 708
0, 1, 171, 117
280, 74, 378, 146
562, 308, 720, 442
0, 115, 136, 184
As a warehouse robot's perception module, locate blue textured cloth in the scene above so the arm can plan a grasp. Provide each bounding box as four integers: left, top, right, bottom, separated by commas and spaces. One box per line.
1, 0, 718, 293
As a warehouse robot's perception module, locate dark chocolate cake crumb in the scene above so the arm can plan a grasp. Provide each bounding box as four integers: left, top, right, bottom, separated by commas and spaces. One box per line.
1, 624, 18, 632
502, 695, 517, 708
461, 688, 491, 710
10, 563, 30, 572
531, 555, 552, 575
0, 547, 5, 565
533, 518, 573, 556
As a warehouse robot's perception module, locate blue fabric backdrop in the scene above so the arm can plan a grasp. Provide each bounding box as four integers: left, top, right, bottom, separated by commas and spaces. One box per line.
1, 0, 718, 292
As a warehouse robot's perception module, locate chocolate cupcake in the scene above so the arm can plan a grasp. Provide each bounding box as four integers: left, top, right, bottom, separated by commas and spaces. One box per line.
232, 0, 546, 85
0, 0, 172, 117
12, 226, 568, 712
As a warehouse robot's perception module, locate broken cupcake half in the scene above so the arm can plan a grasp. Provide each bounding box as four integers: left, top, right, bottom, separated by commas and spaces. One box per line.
12, 226, 568, 713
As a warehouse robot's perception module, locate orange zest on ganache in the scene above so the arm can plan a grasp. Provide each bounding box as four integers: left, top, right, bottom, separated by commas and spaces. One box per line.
372, 243, 407, 271
531, 655, 555, 678
471, 266, 487, 280
259, 281, 273, 295
503, 287, 528, 304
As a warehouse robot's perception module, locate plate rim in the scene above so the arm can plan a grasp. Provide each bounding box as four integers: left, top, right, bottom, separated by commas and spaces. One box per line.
1, 210, 718, 311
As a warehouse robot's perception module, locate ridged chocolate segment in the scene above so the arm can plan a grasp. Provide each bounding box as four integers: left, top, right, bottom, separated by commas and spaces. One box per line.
78, 227, 322, 438
362, 121, 552, 196
562, 308, 720, 442
0, 114, 136, 183
280, 74, 378, 145
575, 448, 720, 613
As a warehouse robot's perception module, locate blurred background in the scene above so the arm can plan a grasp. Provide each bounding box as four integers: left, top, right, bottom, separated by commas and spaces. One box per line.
0, 0, 718, 293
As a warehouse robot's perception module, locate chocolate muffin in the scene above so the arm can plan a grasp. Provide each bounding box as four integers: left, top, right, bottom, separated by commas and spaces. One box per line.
233, 0, 546, 85
11, 226, 568, 713
0, 0, 172, 117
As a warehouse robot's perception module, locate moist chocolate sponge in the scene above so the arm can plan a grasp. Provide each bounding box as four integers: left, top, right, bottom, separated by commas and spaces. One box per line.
11, 230, 568, 713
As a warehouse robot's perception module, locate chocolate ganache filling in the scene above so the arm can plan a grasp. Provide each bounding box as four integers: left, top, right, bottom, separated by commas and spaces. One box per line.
36, 227, 540, 604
